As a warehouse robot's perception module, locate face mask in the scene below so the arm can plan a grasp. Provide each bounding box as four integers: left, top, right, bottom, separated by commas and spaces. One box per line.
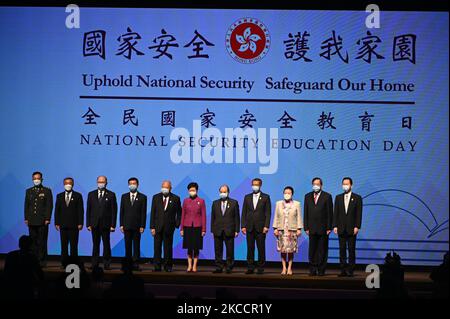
64, 184, 73, 192
252, 185, 260, 193
343, 185, 351, 193
129, 184, 137, 192
33, 179, 41, 186
219, 192, 228, 200
161, 188, 170, 196
97, 183, 106, 190
284, 194, 292, 201
312, 185, 321, 193
189, 191, 197, 198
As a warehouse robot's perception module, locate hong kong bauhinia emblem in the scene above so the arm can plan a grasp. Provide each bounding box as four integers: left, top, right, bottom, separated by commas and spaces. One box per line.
226, 17, 270, 64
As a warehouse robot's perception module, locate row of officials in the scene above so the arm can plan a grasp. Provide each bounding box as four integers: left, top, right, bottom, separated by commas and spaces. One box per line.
24, 172, 362, 277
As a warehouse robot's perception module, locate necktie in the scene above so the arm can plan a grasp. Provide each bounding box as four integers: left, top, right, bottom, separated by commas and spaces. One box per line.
65, 193, 70, 207
221, 201, 226, 216
314, 193, 318, 204
131, 194, 135, 206
345, 194, 349, 214
163, 197, 168, 210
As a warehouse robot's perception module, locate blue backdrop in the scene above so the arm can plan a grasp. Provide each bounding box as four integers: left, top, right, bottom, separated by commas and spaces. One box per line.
0, 7, 448, 265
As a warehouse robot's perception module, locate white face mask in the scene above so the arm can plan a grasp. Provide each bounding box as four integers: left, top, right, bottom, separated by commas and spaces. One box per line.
33, 179, 41, 186
97, 183, 106, 190
129, 184, 138, 192
64, 184, 73, 192
312, 185, 321, 193
219, 192, 228, 199
161, 188, 170, 195
343, 185, 351, 193
284, 193, 292, 201
252, 185, 260, 193
189, 191, 197, 197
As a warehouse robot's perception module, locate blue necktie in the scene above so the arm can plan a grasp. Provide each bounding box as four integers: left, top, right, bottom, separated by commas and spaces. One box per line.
221, 201, 226, 216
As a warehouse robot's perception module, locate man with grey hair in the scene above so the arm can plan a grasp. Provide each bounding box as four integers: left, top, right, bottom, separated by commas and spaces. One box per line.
86, 175, 118, 270
150, 180, 182, 272
211, 184, 240, 274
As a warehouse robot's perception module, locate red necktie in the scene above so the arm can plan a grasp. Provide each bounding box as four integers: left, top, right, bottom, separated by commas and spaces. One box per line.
314, 193, 318, 204
163, 197, 168, 210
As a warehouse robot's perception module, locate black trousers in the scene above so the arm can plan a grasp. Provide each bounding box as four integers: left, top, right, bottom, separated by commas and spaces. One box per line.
60, 228, 79, 265
338, 231, 357, 272
154, 226, 174, 268
246, 230, 266, 270
308, 233, 329, 273
214, 232, 235, 270
91, 226, 112, 267
124, 229, 141, 263
28, 225, 48, 263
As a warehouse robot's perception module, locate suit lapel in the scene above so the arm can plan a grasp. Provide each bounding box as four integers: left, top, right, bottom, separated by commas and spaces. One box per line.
254, 193, 262, 211
313, 192, 321, 206
347, 194, 354, 213
165, 195, 171, 211
159, 193, 165, 211
130, 192, 138, 206
66, 191, 75, 208
224, 200, 230, 216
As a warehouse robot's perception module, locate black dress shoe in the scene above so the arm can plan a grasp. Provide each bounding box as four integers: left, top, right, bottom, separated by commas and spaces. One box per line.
317, 272, 325, 276
104, 265, 111, 270
308, 270, 317, 276
245, 269, 254, 275
225, 269, 232, 274
154, 267, 162, 272
256, 269, 264, 275
164, 267, 173, 273
213, 269, 223, 274
338, 271, 347, 277
347, 272, 354, 277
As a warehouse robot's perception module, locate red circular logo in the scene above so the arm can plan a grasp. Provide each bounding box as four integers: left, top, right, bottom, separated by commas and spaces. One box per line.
226, 18, 270, 64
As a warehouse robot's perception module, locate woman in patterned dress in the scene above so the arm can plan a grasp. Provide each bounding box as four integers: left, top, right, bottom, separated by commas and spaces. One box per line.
273, 186, 303, 275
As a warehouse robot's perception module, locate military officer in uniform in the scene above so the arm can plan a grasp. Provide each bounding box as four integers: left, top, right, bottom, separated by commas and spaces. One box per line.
24, 171, 53, 267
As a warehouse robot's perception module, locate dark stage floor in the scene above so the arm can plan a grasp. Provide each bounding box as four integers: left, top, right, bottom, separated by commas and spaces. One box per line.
0, 258, 435, 299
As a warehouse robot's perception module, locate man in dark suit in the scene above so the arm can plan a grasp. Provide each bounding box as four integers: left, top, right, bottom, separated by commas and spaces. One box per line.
54, 177, 84, 267
333, 177, 363, 277
241, 178, 271, 274
86, 175, 118, 270
211, 185, 240, 274
150, 180, 182, 272
304, 177, 333, 276
120, 177, 147, 271
24, 171, 53, 267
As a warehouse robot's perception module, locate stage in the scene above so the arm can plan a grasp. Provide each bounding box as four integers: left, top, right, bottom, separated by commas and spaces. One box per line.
0, 258, 435, 299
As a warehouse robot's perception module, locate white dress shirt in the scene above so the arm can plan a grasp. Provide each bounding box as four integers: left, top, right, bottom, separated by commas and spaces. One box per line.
344, 191, 352, 214
253, 192, 260, 210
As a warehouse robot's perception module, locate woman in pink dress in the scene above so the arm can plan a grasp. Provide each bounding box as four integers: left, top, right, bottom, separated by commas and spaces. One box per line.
180, 182, 206, 272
